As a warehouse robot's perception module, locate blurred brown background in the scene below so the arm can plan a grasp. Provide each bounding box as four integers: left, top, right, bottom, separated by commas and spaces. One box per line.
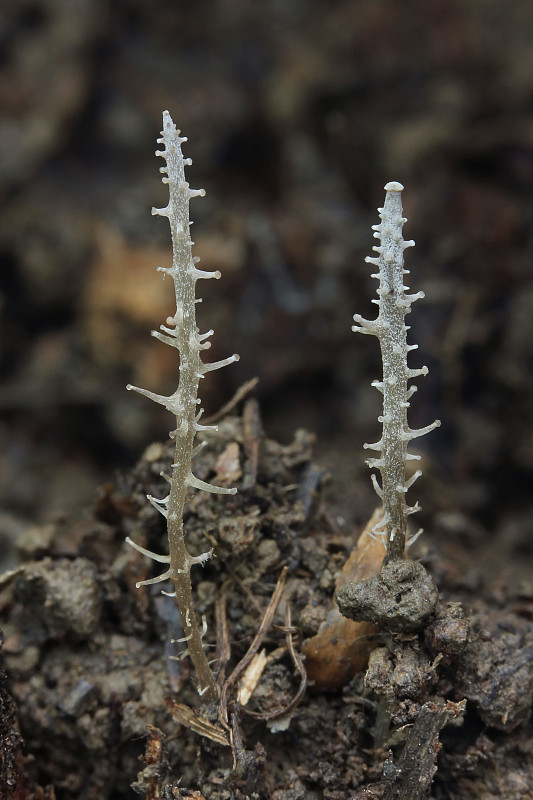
1, 0, 533, 571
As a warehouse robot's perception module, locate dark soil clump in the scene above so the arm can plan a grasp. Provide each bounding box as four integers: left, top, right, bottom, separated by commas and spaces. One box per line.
1, 405, 532, 799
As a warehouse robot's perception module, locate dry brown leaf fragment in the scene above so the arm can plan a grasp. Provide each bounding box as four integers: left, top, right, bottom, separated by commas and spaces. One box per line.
303, 508, 385, 689
214, 442, 242, 485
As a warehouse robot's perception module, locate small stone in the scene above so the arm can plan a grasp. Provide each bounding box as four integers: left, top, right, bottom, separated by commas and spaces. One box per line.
255, 539, 281, 576
16, 523, 56, 560
59, 678, 98, 717
15, 558, 102, 639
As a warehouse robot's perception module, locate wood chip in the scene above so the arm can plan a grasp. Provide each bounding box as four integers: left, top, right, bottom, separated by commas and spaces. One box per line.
303, 508, 385, 688
165, 698, 230, 747
237, 649, 268, 706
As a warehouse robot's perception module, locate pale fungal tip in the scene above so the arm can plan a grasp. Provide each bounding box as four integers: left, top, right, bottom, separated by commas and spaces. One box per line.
384, 181, 404, 192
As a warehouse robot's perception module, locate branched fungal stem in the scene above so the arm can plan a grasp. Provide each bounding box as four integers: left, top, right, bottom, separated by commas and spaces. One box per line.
353, 182, 440, 564
126, 111, 239, 702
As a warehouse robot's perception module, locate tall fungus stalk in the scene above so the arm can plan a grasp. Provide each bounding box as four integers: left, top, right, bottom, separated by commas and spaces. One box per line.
126, 111, 239, 701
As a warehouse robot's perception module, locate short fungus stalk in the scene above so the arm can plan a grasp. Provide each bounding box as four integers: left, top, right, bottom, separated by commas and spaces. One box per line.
336, 182, 440, 632
126, 111, 239, 701
353, 181, 440, 564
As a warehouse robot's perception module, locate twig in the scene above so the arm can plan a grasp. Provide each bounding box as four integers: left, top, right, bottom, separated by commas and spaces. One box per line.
382, 699, 466, 800
214, 588, 231, 688
241, 602, 307, 724
242, 397, 263, 489
296, 462, 325, 520
204, 377, 259, 425
230, 708, 248, 769
218, 567, 288, 747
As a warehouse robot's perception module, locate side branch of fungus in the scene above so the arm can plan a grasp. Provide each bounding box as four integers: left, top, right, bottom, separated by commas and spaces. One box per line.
126, 111, 239, 701
353, 182, 440, 564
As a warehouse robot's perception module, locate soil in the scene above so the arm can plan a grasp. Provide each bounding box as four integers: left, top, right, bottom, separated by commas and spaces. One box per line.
1, 402, 532, 799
